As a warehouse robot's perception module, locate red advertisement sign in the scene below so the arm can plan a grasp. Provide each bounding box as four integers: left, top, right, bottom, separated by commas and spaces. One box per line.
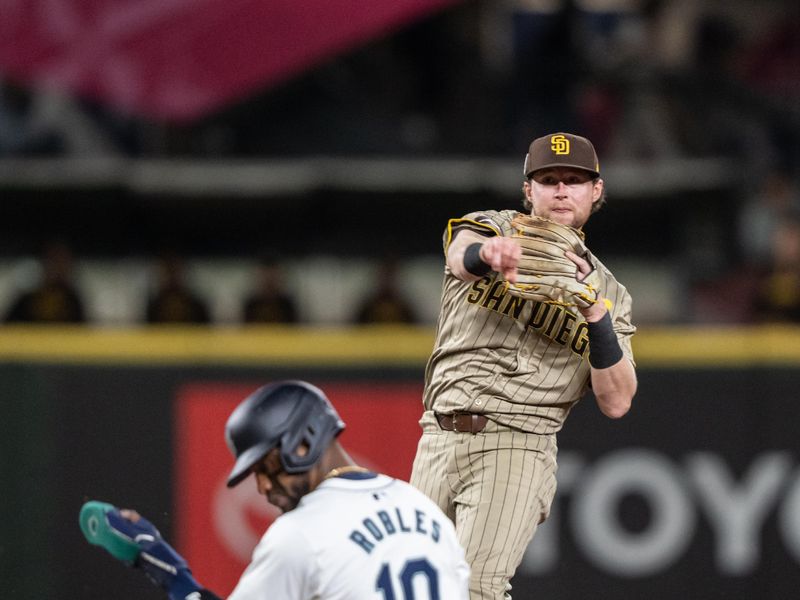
0, 0, 463, 121
174, 381, 424, 595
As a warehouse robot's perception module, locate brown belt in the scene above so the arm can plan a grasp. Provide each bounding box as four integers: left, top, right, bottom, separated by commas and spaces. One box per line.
435, 412, 488, 434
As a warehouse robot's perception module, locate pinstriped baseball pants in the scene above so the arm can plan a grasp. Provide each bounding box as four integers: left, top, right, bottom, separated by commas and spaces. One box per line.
410, 411, 558, 600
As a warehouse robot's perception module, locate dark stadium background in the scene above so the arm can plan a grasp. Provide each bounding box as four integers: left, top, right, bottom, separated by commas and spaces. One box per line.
1, 1, 798, 598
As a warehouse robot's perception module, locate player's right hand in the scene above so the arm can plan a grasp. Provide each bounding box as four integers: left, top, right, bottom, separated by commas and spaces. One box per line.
80, 501, 203, 600
480, 236, 522, 284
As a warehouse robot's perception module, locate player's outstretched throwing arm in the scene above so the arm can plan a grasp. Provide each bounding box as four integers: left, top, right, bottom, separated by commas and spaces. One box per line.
450, 214, 637, 419
80, 500, 222, 600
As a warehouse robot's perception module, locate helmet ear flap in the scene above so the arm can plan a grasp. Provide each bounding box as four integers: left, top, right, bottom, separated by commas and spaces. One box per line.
279, 408, 340, 473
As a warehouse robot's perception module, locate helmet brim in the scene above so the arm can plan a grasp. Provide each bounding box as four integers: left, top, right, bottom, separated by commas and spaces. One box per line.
226, 441, 273, 488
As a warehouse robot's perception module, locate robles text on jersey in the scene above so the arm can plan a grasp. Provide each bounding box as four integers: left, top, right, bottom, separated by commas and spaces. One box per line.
349, 505, 442, 554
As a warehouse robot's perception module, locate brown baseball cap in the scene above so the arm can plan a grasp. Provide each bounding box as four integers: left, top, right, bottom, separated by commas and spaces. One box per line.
523, 132, 600, 178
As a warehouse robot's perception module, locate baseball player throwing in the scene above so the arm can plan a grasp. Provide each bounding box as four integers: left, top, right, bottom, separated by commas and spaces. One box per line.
409, 132, 638, 599
81, 381, 470, 599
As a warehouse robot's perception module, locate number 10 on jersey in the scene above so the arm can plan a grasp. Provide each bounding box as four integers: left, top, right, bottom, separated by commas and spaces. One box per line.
376, 559, 440, 599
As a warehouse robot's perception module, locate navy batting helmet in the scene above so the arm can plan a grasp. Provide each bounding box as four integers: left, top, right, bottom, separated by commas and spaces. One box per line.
224, 380, 345, 488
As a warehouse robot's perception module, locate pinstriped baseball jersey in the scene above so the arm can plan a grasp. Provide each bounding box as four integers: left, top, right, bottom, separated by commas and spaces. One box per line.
423, 209, 636, 434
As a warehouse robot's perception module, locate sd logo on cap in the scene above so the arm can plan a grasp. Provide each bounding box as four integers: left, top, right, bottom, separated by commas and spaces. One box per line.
523, 132, 600, 178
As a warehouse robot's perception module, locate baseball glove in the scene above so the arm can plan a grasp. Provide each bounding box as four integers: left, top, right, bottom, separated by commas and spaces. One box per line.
505, 214, 600, 308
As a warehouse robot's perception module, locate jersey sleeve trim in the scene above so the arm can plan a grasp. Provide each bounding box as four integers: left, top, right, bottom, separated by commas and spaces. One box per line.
444, 217, 501, 255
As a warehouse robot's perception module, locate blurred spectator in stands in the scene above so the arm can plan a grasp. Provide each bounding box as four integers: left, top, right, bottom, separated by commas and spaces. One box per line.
145, 253, 210, 324
242, 257, 299, 324
355, 257, 417, 324
3, 240, 87, 323
737, 4, 800, 170
689, 170, 800, 324
752, 215, 800, 323
582, 0, 683, 161
504, 0, 583, 147
738, 4, 800, 107
674, 10, 776, 170
737, 169, 800, 268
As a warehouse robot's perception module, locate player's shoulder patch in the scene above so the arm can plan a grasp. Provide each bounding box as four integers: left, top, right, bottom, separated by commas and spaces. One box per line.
470, 214, 502, 231
443, 209, 521, 250
458, 210, 506, 233
443, 210, 503, 249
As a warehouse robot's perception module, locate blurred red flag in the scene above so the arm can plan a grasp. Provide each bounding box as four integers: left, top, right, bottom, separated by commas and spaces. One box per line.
0, 0, 462, 122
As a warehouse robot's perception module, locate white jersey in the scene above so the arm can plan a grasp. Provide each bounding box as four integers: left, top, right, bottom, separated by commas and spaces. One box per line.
227, 473, 470, 600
